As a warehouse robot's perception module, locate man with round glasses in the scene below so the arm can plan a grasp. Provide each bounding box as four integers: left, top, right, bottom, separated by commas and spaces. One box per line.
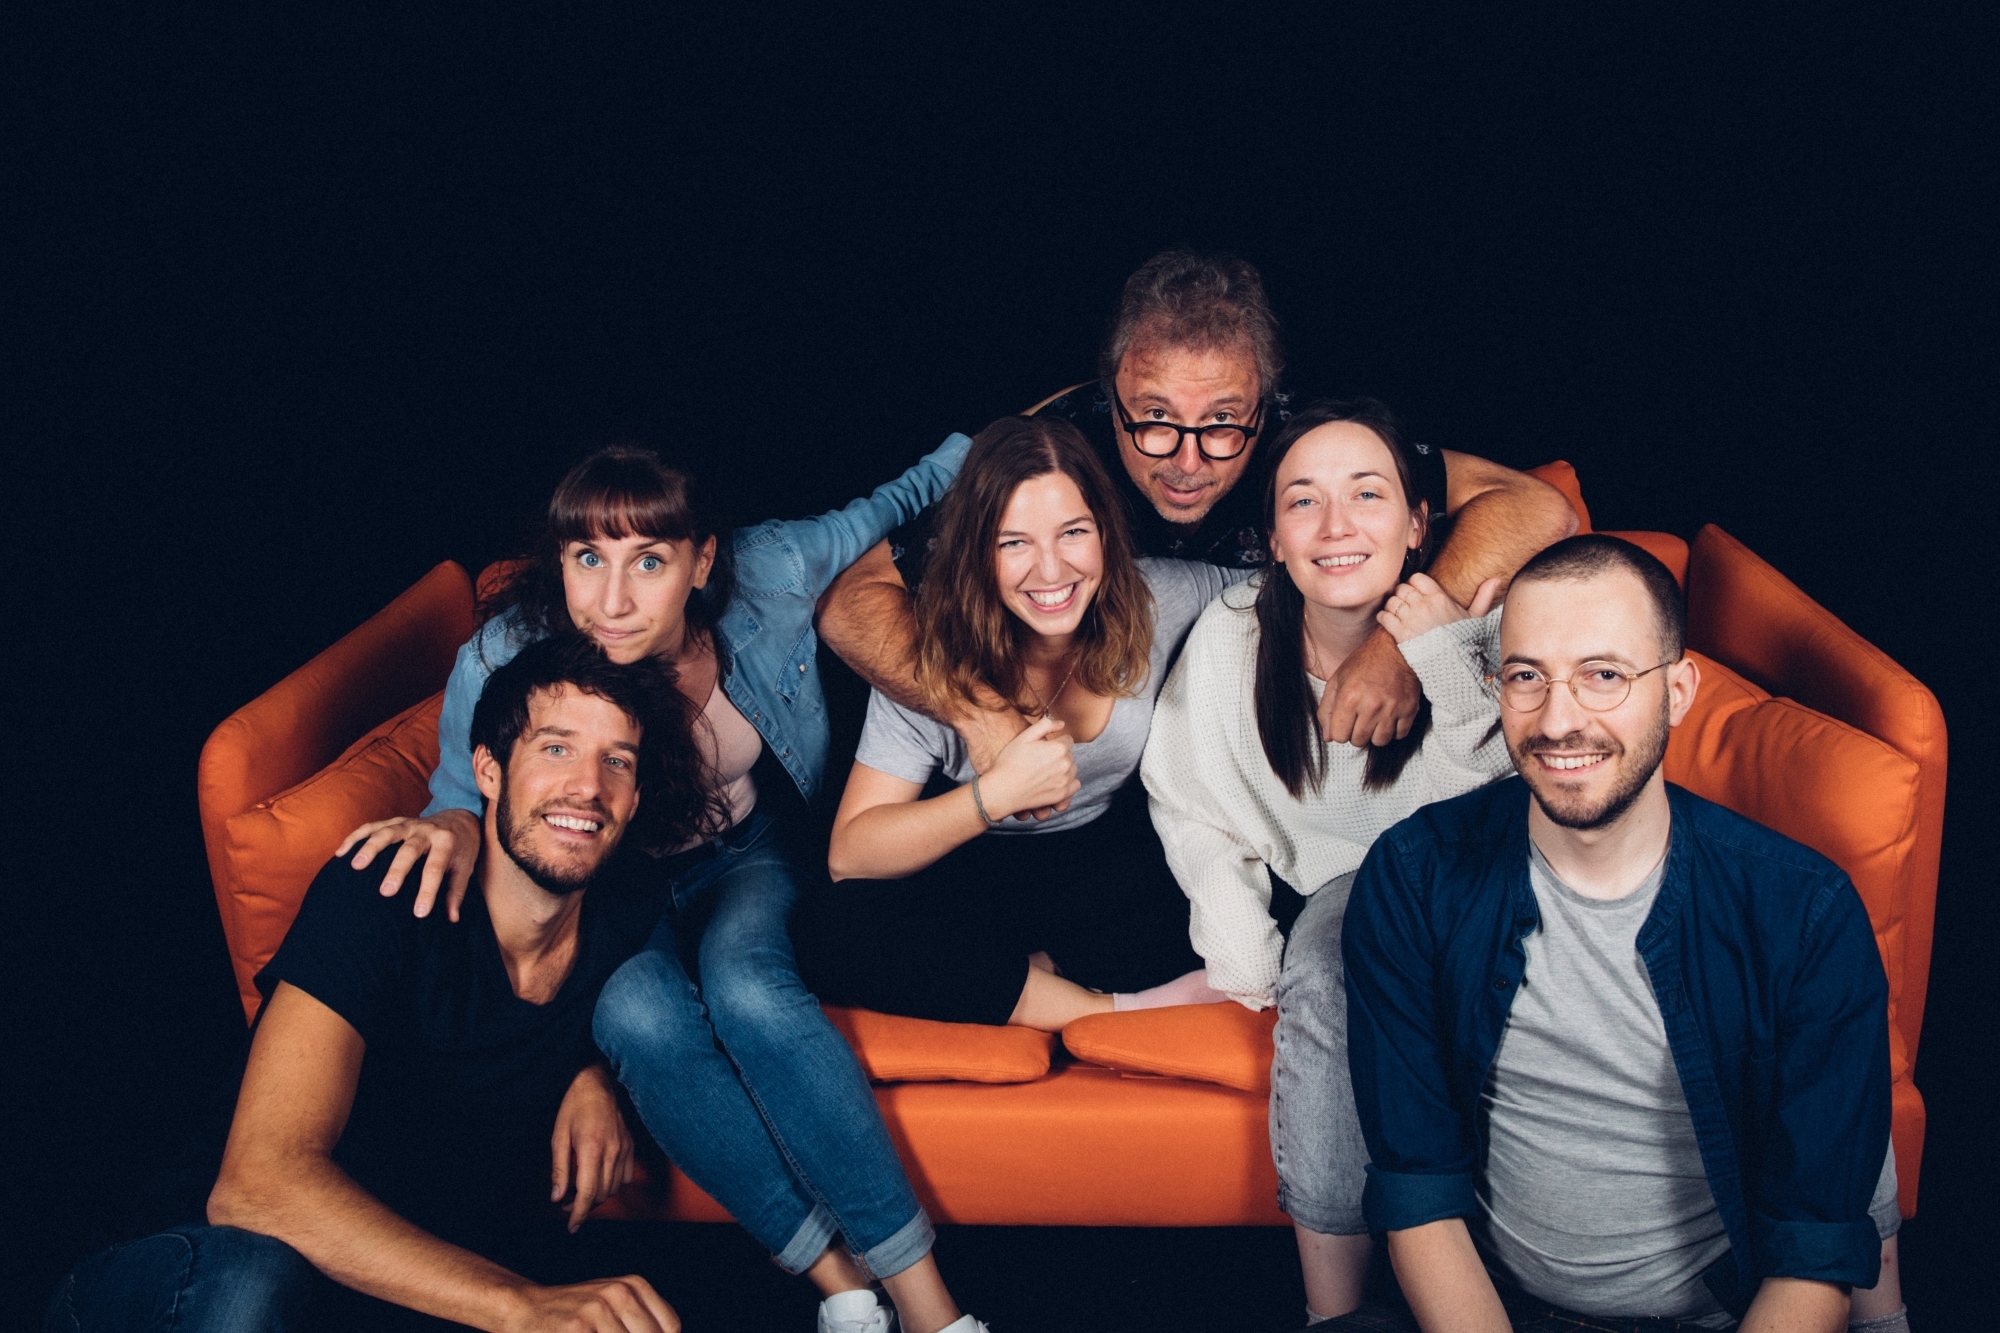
818, 247, 1578, 764
1335, 534, 1905, 1333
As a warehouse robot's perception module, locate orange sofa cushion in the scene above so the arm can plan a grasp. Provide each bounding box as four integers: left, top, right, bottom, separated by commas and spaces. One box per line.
822, 1007, 1054, 1084
1665, 651, 1921, 974
219, 693, 444, 1021
1061, 1005, 1279, 1093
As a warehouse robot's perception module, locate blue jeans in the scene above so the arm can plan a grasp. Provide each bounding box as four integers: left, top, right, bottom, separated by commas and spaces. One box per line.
1270, 871, 1371, 1236
45, 1225, 318, 1333
593, 809, 932, 1278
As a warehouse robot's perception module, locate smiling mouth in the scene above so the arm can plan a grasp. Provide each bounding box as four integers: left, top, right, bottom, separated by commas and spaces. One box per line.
543, 813, 603, 833
1534, 753, 1610, 772
1313, 554, 1368, 568
1024, 584, 1078, 611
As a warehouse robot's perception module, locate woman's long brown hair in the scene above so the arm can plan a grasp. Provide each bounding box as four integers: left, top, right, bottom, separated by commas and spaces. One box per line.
913, 416, 1154, 718
1252, 399, 1434, 796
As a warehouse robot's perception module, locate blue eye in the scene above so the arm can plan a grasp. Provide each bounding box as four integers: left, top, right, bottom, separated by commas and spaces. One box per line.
578, 551, 602, 569
638, 555, 662, 572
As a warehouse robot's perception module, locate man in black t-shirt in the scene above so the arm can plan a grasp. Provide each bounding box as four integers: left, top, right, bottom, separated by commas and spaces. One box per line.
47, 638, 682, 1333
817, 249, 1577, 771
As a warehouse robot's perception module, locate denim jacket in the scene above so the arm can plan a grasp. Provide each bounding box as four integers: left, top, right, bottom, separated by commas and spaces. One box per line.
1343, 778, 1890, 1312
423, 431, 972, 816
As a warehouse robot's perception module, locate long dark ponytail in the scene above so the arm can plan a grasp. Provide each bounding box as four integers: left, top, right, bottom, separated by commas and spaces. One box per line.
1251, 399, 1434, 797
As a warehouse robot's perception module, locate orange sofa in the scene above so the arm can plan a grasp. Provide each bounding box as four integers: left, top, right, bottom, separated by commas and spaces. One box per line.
196, 463, 1944, 1226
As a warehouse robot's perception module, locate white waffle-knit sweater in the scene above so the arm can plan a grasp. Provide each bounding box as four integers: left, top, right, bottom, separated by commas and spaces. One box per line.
1141, 578, 1512, 1009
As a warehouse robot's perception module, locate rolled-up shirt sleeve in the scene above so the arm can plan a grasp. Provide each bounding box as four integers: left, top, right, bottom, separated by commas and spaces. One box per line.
1748, 872, 1892, 1287
1344, 827, 1481, 1232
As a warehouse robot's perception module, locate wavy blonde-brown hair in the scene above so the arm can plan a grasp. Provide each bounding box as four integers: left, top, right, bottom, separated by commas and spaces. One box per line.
914, 416, 1154, 717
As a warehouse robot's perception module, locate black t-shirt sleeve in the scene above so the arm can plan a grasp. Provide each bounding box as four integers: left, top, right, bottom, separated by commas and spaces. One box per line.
1412, 441, 1449, 520
886, 507, 938, 595
255, 852, 415, 1042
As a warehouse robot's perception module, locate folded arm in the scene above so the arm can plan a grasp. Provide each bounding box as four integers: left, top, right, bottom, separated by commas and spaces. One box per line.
828, 716, 1078, 881
208, 982, 675, 1332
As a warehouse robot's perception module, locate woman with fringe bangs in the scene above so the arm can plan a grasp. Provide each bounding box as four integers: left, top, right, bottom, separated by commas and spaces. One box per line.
337, 437, 991, 1333
803, 415, 1244, 1031
1140, 399, 1515, 1323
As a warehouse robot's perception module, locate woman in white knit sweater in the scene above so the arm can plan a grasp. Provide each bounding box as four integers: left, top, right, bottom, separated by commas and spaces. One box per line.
1141, 399, 1515, 1323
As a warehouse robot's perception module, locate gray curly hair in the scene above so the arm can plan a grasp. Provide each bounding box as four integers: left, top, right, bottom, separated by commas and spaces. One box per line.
1099, 248, 1284, 397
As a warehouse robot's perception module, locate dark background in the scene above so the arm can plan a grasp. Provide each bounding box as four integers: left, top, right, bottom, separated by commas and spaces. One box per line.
5, 5, 1994, 1329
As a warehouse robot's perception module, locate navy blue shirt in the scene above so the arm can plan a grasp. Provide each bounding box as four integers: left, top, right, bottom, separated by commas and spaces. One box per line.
1342, 779, 1890, 1311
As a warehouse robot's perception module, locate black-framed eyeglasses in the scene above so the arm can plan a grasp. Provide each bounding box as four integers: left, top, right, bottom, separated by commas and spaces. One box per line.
1112, 390, 1267, 460
1487, 661, 1678, 713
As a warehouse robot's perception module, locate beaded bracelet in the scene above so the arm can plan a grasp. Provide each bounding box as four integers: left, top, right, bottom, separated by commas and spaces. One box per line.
969, 775, 1003, 829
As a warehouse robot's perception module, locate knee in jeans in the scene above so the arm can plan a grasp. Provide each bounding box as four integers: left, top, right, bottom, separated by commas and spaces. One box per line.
594, 951, 708, 1064
702, 954, 805, 1042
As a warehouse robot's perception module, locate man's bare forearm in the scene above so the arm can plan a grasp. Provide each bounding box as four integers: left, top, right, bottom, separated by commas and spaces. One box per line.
210, 1149, 532, 1328
1738, 1276, 1849, 1333
817, 539, 1027, 769
1429, 452, 1579, 604
817, 540, 934, 713
1385, 1219, 1510, 1333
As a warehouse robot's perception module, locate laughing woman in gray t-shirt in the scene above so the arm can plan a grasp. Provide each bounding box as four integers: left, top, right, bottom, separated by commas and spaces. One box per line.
798, 415, 1242, 1031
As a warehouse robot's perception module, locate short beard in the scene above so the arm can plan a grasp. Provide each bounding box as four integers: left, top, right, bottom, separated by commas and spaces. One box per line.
495, 770, 603, 896
1514, 695, 1671, 831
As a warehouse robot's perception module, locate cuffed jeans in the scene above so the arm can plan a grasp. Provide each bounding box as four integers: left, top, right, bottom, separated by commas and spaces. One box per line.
593, 808, 933, 1279
1270, 870, 1371, 1236
45, 1225, 316, 1333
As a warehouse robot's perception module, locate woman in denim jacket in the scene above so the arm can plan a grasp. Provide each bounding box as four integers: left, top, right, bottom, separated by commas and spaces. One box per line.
338, 436, 986, 1333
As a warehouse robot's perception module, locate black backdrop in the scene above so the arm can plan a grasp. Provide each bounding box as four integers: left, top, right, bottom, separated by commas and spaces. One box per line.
6, 6, 1994, 1329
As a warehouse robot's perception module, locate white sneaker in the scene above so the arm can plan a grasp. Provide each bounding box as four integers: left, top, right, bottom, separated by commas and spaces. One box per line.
817, 1289, 894, 1333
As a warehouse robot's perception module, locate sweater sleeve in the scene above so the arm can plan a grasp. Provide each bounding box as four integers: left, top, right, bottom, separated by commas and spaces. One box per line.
1141, 603, 1287, 1009
1397, 607, 1512, 800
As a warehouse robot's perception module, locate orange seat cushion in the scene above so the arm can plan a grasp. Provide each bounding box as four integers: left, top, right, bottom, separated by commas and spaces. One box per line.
219, 693, 444, 1021
1061, 1005, 1279, 1093
823, 1007, 1054, 1084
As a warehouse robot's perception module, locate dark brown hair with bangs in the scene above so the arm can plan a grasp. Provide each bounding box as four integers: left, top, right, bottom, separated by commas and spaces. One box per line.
480, 445, 735, 659
913, 416, 1154, 717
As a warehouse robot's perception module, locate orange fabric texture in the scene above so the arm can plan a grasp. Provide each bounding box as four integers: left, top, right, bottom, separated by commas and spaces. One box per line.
822, 1007, 1054, 1083
1524, 460, 1592, 533
1061, 1005, 1279, 1093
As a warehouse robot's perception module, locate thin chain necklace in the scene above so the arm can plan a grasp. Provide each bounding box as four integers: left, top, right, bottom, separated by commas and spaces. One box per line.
1021, 651, 1080, 720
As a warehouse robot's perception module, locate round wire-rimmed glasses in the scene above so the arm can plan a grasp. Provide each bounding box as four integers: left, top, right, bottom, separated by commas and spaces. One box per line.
1488, 661, 1678, 712
1112, 389, 1267, 460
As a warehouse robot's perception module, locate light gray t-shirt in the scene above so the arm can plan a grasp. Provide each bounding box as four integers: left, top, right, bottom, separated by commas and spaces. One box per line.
1476, 841, 1734, 1323
855, 557, 1243, 834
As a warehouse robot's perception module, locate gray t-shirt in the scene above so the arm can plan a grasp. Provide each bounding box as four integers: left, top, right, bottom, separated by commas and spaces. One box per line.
1477, 841, 1733, 1323
855, 557, 1243, 834
1477, 840, 1901, 1323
